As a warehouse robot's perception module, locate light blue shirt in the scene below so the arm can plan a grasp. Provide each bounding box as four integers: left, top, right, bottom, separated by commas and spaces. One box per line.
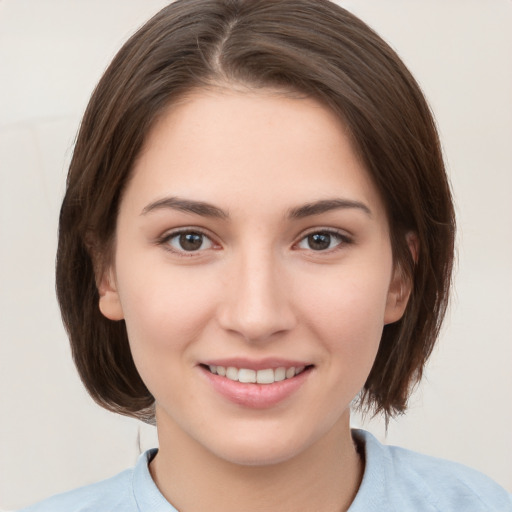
20, 430, 512, 511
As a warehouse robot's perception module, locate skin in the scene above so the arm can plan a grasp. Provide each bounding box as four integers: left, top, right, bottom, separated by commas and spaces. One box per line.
98, 88, 411, 512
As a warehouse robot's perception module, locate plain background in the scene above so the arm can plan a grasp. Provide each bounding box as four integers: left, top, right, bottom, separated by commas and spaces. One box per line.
1, 0, 511, 509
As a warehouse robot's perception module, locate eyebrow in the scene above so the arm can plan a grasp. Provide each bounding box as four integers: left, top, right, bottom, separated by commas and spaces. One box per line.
141, 197, 229, 218
287, 198, 372, 219
141, 196, 371, 220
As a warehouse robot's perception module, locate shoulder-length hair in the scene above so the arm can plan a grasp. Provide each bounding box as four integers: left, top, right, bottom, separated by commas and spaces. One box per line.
56, 0, 455, 424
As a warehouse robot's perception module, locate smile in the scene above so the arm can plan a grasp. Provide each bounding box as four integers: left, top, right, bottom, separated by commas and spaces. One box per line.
207, 365, 307, 384
200, 362, 313, 408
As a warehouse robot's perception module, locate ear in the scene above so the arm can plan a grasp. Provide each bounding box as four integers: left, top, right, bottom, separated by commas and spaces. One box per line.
384, 232, 418, 325
98, 267, 124, 321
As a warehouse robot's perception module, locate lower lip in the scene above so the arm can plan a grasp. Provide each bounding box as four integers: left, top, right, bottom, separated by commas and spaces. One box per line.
201, 367, 312, 409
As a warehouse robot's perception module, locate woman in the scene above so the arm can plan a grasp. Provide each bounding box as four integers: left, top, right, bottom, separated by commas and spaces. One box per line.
20, 0, 511, 510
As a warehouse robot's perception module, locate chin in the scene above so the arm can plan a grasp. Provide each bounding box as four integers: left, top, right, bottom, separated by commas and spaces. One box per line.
202, 427, 319, 467
213, 444, 301, 467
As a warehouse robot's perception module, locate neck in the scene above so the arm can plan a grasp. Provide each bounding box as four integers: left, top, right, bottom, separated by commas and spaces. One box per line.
150, 411, 363, 512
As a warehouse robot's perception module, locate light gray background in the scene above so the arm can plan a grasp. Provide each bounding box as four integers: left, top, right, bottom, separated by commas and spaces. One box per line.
1, 0, 511, 509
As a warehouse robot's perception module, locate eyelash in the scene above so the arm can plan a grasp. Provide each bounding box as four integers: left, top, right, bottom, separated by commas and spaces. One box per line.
157, 228, 218, 257
156, 228, 352, 256
294, 229, 352, 253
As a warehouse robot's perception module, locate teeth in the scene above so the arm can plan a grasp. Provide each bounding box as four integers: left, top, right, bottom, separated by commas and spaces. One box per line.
274, 367, 286, 382
256, 369, 274, 384
207, 365, 307, 384
226, 367, 238, 380
238, 369, 256, 383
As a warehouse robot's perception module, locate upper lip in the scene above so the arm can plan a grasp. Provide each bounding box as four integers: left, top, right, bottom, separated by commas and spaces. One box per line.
200, 358, 312, 371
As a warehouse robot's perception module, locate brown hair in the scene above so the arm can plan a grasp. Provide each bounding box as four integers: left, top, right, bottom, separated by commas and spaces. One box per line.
56, 0, 455, 424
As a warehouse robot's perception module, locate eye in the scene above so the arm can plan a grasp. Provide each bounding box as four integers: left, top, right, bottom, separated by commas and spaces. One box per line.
296, 231, 349, 251
165, 231, 214, 252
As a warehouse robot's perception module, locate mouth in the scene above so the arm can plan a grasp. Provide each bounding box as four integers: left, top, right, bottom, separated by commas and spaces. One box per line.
199, 361, 314, 408
201, 364, 313, 384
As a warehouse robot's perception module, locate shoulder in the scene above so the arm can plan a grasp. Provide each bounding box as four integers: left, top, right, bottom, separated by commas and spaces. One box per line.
18, 468, 134, 512
351, 429, 512, 512
386, 442, 512, 511
17, 449, 161, 512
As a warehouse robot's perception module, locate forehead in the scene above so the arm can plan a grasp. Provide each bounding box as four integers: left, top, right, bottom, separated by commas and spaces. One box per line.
124, 88, 386, 221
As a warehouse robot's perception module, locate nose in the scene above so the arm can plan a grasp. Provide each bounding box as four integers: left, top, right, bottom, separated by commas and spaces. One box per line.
217, 248, 297, 343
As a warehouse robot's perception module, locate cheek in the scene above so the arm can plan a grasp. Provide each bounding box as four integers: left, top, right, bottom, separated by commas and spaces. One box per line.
298, 261, 392, 366
115, 257, 219, 365
304, 264, 391, 326
115, 264, 222, 413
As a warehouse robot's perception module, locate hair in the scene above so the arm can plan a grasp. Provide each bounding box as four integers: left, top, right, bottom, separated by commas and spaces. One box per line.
56, 0, 455, 424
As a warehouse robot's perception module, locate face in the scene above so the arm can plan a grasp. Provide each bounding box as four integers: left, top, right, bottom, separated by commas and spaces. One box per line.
99, 89, 409, 466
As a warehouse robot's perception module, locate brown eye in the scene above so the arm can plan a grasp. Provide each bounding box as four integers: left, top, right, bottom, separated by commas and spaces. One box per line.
167, 231, 213, 252
307, 233, 331, 250
297, 231, 349, 251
